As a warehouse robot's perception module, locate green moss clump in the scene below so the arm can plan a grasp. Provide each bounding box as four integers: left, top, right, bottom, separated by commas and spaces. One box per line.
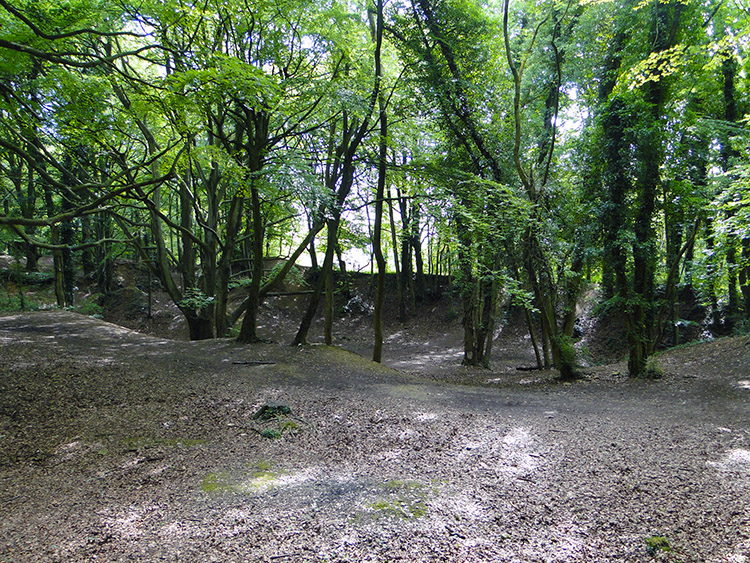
281, 420, 300, 433
645, 535, 671, 555
253, 460, 273, 472
252, 403, 292, 421
645, 358, 663, 379
202, 462, 287, 494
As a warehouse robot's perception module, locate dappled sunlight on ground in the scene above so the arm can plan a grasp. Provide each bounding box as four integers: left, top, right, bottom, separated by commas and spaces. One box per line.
709, 448, 750, 475
1, 311, 749, 562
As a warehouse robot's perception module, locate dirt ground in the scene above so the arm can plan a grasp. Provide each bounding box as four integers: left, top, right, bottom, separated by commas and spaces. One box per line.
0, 309, 748, 562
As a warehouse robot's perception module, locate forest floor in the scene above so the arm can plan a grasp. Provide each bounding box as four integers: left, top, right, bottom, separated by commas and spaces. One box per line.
0, 303, 748, 562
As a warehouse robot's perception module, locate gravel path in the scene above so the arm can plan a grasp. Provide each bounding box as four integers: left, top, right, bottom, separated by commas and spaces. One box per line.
0, 311, 748, 562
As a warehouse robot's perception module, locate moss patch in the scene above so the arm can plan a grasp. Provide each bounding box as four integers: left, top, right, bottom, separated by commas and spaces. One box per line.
201, 461, 288, 494
245, 460, 288, 491
201, 472, 234, 493
368, 498, 427, 519
363, 479, 430, 520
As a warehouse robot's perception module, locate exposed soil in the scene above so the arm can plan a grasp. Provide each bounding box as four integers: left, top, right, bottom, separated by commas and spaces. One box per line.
1, 308, 748, 563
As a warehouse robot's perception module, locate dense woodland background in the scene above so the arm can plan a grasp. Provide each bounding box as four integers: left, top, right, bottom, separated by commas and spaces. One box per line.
0, 0, 748, 377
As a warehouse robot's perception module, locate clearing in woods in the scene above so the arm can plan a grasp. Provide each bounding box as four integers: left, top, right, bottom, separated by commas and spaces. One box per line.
0, 310, 748, 562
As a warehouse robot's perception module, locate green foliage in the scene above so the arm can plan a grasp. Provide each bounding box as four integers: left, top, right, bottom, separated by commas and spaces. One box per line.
0, 293, 47, 312
0, 269, 55, 285
442, 306, 460, 323
252, 403, 292, 421
644, 357, 663, 379
732, 319, 750, 337
555, 334, 578, 372
0, 0, 748, 357
264, 263, 307, 288
177, 288, 215, 312
72, 295, 103, 317
644, 535, 672, 555
228, 278, 252, 291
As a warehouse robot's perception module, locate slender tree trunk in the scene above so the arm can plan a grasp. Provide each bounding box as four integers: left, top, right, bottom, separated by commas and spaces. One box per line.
456, 219, 480, 366
307, 217, 320, 273
387, 184, 403, 318
325, 250, 335, 345
215, 195, 243, 337
476, 275, 497, 367
371, 0, 387, 363
704, 218, 722, 330
721, 53, 742, 325
411, 201, 427, 304
237, 184, 265, 344
525, 307, 543, 369
51, 226, 65, 307
397, 187, 413, 321
81, 215, 95, 281
179, 173, 196, 291
740, 238, 750, 319
294, 221, 339, 345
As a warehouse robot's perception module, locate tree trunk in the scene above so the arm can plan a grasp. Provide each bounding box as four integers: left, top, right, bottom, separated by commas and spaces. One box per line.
456, 219, 481, 366
740, 237, 750, 319
237, 183, 265, 344
525, 307, 543, 370
397, 187, 413, 321
371, 0, 387, 363
215, 195, 243, 337
721, 53, 741, 325
411, 200, 427, 304
704, 217, 722, 330
185, 312, 214, 340
626, 0, 681, 376
51, 226, 65, 308
475, 275, 497, 367
294, 221, 338, 345
80, 215, 95, 281
387, 184, 403, 320
324, 255, 335, 345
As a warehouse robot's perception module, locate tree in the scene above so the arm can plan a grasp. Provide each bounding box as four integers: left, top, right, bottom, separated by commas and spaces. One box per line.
0, 0, 172, 305
392, 0, 510, 366
502, 0, 584, 379
293, 1, 385, 346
